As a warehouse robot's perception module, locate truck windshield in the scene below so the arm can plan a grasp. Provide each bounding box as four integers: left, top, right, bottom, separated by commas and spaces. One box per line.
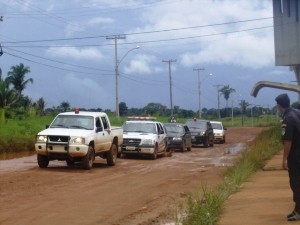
50, 115, 94, 130
165, 124, 185, 134
123, 122, 156, 133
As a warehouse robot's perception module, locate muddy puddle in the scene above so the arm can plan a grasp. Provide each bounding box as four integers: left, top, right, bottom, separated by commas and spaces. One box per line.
225, 143, 245, 154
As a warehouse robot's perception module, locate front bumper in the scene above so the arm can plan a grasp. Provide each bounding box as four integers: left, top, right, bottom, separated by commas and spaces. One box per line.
35, 143, 89, 158
214, 134, 225, 142
191, 135, 206, 144
121, 145, 155, 155
167, 140, 184, 149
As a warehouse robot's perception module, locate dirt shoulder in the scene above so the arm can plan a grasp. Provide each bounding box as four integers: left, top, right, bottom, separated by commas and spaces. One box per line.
0, 127, 264, 225
219, 151, 293, 225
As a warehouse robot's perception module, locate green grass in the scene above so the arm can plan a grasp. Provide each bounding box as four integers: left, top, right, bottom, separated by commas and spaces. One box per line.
181, 126, 282, 225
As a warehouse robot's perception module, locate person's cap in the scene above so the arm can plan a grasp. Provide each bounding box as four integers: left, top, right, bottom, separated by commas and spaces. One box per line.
275, 93, 290, 108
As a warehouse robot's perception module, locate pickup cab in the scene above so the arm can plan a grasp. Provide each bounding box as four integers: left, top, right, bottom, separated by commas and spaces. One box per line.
35, 110, 123, 170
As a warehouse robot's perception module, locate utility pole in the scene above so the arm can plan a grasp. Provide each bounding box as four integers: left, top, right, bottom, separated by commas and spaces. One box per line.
214, 84, 224, 119
106, 35, 126, 120
193, 68, 205, 118
162, 59, 176, 117
0, 16, 3, 57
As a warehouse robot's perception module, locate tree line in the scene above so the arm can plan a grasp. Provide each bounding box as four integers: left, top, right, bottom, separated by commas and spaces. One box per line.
0, 63, 276, 123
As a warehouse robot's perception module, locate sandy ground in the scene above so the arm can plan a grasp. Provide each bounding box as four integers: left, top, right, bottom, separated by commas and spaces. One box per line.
0, 127, 264, 225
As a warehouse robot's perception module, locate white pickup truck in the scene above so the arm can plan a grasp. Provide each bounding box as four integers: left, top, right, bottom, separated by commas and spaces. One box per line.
120, 117, 168, 159
35, 110, 123, 170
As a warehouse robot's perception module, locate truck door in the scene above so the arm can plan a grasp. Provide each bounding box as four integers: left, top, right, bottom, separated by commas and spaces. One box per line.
156, 123, 167, 152
101, 116, 112, 150
94, 117, 106, 152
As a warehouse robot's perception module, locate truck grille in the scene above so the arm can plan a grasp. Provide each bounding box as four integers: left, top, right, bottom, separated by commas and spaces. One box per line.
48, 135, 70, 143
123, 138, 141, 145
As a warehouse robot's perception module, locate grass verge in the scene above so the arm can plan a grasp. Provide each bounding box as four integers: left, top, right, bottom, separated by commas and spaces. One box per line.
181, 126, 282, 225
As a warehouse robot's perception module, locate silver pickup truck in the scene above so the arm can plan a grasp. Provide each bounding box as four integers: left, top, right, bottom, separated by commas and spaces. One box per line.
35, 110, 123, 170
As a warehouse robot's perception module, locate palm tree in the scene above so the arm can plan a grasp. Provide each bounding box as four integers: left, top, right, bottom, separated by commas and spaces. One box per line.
0, 76, 19, 124
219, 85, 236, 116
7, 63, 33, 97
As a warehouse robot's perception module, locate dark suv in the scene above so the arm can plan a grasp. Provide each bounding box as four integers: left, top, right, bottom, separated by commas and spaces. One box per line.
184, 119, 214, 147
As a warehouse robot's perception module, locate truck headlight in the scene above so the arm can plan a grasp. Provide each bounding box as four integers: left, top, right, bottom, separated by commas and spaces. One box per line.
141, 139, 154, 145
36, 135, 47, 143
71, 137, 85, 144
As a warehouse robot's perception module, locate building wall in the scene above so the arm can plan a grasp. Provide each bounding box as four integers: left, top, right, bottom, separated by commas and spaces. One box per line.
273, 0, 300, 66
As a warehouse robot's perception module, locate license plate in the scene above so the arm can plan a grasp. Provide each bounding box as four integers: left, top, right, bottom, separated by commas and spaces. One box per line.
126, 146, 136, 150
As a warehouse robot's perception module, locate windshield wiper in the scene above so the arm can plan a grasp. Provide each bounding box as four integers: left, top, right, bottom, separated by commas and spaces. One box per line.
69, 125, 86, 129
51, 124, 68, 128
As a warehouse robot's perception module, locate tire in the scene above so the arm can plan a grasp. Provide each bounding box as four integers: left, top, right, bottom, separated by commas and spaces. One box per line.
187, 147, 192, 151
209, 138, 214, 147
82, 145, 95, 170
203, 138, 209, 148
150, 144, 158, 160
37, 154, 49, 168
66, 158, 75, 166
107, 143, 117, 166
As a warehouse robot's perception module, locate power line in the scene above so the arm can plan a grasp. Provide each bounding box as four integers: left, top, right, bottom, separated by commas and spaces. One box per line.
4, 51, 113, 76
1, 17, 273, 44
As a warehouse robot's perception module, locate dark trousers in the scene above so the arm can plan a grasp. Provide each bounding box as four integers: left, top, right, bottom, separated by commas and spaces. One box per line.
289, 161, 300, 212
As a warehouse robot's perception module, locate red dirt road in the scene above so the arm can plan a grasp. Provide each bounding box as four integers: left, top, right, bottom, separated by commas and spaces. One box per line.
0, 127, 263, 225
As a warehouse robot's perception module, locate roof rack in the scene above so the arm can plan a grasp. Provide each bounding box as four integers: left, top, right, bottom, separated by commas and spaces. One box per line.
127, 116, 157, 121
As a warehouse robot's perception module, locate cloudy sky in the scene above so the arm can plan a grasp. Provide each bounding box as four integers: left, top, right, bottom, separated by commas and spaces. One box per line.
0, 0, 297, 112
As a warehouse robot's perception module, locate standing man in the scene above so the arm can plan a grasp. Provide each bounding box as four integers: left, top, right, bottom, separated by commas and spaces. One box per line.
276, 93, 300, 221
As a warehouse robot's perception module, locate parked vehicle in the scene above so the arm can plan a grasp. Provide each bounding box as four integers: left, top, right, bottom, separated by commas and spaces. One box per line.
121, 117, 167, 159
35, 109, 123, 170
164, 123, 192, 152
210, 120, 227, 143
184, 119, 214, 147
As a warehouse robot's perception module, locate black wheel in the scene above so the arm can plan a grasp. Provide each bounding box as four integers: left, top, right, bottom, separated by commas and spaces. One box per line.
107, 143, 117, 166
209, 138, 214, 147
150, 144, 158, 160
37, 154, 49, 168
82, 145, 94, 170
66, 158, 75, 166
203, 138, 209, 148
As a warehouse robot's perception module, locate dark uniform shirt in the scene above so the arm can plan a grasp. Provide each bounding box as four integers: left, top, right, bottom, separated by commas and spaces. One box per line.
282, 108, 300, 167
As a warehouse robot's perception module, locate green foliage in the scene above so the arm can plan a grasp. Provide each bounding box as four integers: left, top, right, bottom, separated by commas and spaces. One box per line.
0, 116, 53, 154
182, 126, 282, 225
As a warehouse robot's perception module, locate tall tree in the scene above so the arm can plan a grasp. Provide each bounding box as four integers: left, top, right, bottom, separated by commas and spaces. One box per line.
0, 76, 19, 123
7, 63, 32, 97
35, 97, 46, 115
219, 85, 236, 116
119, 102, 128, 116
59, 101, 70, 112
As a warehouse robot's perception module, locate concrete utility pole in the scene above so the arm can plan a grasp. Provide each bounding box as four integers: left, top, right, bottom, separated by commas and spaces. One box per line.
193, 68, 205, 118
162, 59, 176, 117
106, 35, 126, 120
214, 84, 224, 119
